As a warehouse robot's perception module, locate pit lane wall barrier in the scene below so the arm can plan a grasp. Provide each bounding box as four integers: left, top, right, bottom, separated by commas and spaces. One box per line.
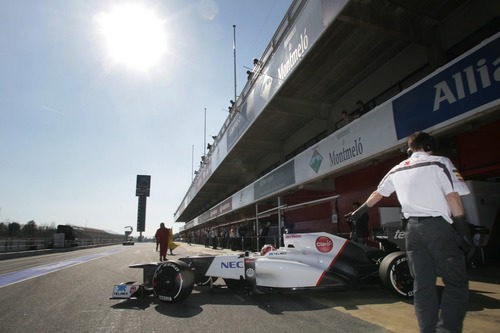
0, 238, 122, 252
180, 31, 500, 231
1, 239, 53, 252
0, 238, 123, 260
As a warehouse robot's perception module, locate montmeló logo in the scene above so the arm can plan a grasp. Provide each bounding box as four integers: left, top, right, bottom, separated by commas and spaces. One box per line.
309, 149, 323, 173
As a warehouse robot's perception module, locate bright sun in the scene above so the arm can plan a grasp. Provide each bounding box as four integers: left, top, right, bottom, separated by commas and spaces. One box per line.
95, 4, 167, 72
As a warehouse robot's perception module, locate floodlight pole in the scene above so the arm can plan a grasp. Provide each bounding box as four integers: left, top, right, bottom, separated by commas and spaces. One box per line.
204, 107, 207, 157
233, 24, 237, 103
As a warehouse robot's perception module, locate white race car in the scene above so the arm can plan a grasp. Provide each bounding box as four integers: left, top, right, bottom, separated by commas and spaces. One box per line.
111, 232, 413, 302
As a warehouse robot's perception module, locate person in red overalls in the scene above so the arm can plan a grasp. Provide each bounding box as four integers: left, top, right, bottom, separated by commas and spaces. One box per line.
155, 223, 170, 261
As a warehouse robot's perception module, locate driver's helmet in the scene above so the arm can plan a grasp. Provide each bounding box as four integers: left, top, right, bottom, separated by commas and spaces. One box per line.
260, 244, 276, 256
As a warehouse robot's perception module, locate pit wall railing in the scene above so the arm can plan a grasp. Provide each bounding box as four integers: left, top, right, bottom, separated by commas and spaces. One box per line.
0, 238, 122, 253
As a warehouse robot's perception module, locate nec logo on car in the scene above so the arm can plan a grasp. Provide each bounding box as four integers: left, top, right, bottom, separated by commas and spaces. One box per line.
221, 261, 244, 269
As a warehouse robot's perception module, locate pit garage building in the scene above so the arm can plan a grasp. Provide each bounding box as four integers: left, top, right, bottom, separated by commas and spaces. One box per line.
175, 0, 500, 261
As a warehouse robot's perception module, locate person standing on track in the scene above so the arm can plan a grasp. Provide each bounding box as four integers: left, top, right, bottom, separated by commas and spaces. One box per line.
155, 223, 169, 261
346, 131, 473, 333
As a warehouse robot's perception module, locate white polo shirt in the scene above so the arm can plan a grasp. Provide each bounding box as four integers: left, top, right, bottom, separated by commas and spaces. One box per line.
377, 152, 470, 223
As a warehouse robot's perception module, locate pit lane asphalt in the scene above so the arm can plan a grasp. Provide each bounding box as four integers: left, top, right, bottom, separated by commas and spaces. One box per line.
0, 242, 498, 333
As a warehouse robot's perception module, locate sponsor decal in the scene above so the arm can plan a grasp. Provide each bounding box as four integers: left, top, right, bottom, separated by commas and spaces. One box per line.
329, 138, 364, 166
221, 261, 244, 269
169, 264, 180, 272
246, 268, 255, 278
285, 235, 301, 239
159, 295, 172, 301
254, 160, 295, 200
453, 169, 465, 182
309, 149, 323, 173
315, 236, 333, 253
394, 230, 406, 240
392, 35, 499, 139
209, 198, 233, 219
113, 284, 140, 298
432, 57, 498, 112
278, 27, 309, 81
268, 251, 286, 256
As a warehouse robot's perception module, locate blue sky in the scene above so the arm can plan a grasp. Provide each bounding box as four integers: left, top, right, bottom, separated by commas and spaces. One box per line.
0, 0, 292, 236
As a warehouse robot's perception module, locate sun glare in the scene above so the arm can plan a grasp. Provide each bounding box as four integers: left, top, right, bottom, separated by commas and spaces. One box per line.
96, 4, 167, 72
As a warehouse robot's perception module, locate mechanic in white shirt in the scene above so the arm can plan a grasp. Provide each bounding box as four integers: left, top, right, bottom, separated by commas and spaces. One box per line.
347, 131, 472, 333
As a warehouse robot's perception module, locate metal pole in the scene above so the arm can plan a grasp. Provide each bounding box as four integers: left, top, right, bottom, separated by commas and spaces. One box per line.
233, 24, 237, 103
255, 203, 259, 251
278, 196, 282, 246
204, 107, 207, 157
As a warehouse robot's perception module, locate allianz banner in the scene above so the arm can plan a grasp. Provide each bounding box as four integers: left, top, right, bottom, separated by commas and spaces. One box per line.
392, 33, 499, 140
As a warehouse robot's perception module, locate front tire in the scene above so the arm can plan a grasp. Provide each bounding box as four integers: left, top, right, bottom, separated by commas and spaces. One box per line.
379, 251, 413, 297
153, 261, 194, 302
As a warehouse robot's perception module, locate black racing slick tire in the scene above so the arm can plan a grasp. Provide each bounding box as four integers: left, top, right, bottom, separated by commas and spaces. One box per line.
153, 261, 195, 303
379, 251, 414, 298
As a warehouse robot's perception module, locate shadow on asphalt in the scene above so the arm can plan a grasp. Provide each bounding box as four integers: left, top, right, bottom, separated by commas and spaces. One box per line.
439, 284, 500, 312
467, 289, 500, 311
110, 283, 334, 318
110, 281, 409, 318
306, 284, 413, 310
302, 280, 500, 313
154, 287, 335, 317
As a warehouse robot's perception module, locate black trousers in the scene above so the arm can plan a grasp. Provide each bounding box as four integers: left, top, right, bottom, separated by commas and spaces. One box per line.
406, 217, 468, 333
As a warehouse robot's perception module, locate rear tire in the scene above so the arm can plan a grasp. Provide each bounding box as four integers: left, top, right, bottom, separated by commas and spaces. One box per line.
153, 261, 194, 302
379, 251, 413, 297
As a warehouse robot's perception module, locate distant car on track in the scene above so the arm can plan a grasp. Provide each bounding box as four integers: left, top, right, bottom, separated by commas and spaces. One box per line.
122, 226, 134, 246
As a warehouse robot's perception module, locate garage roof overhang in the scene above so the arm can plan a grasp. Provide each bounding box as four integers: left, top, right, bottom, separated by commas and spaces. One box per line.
175, 0, 498, 222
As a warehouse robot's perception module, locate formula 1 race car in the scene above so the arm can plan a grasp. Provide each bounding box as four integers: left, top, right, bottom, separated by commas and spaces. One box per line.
111, 232, 413, 303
